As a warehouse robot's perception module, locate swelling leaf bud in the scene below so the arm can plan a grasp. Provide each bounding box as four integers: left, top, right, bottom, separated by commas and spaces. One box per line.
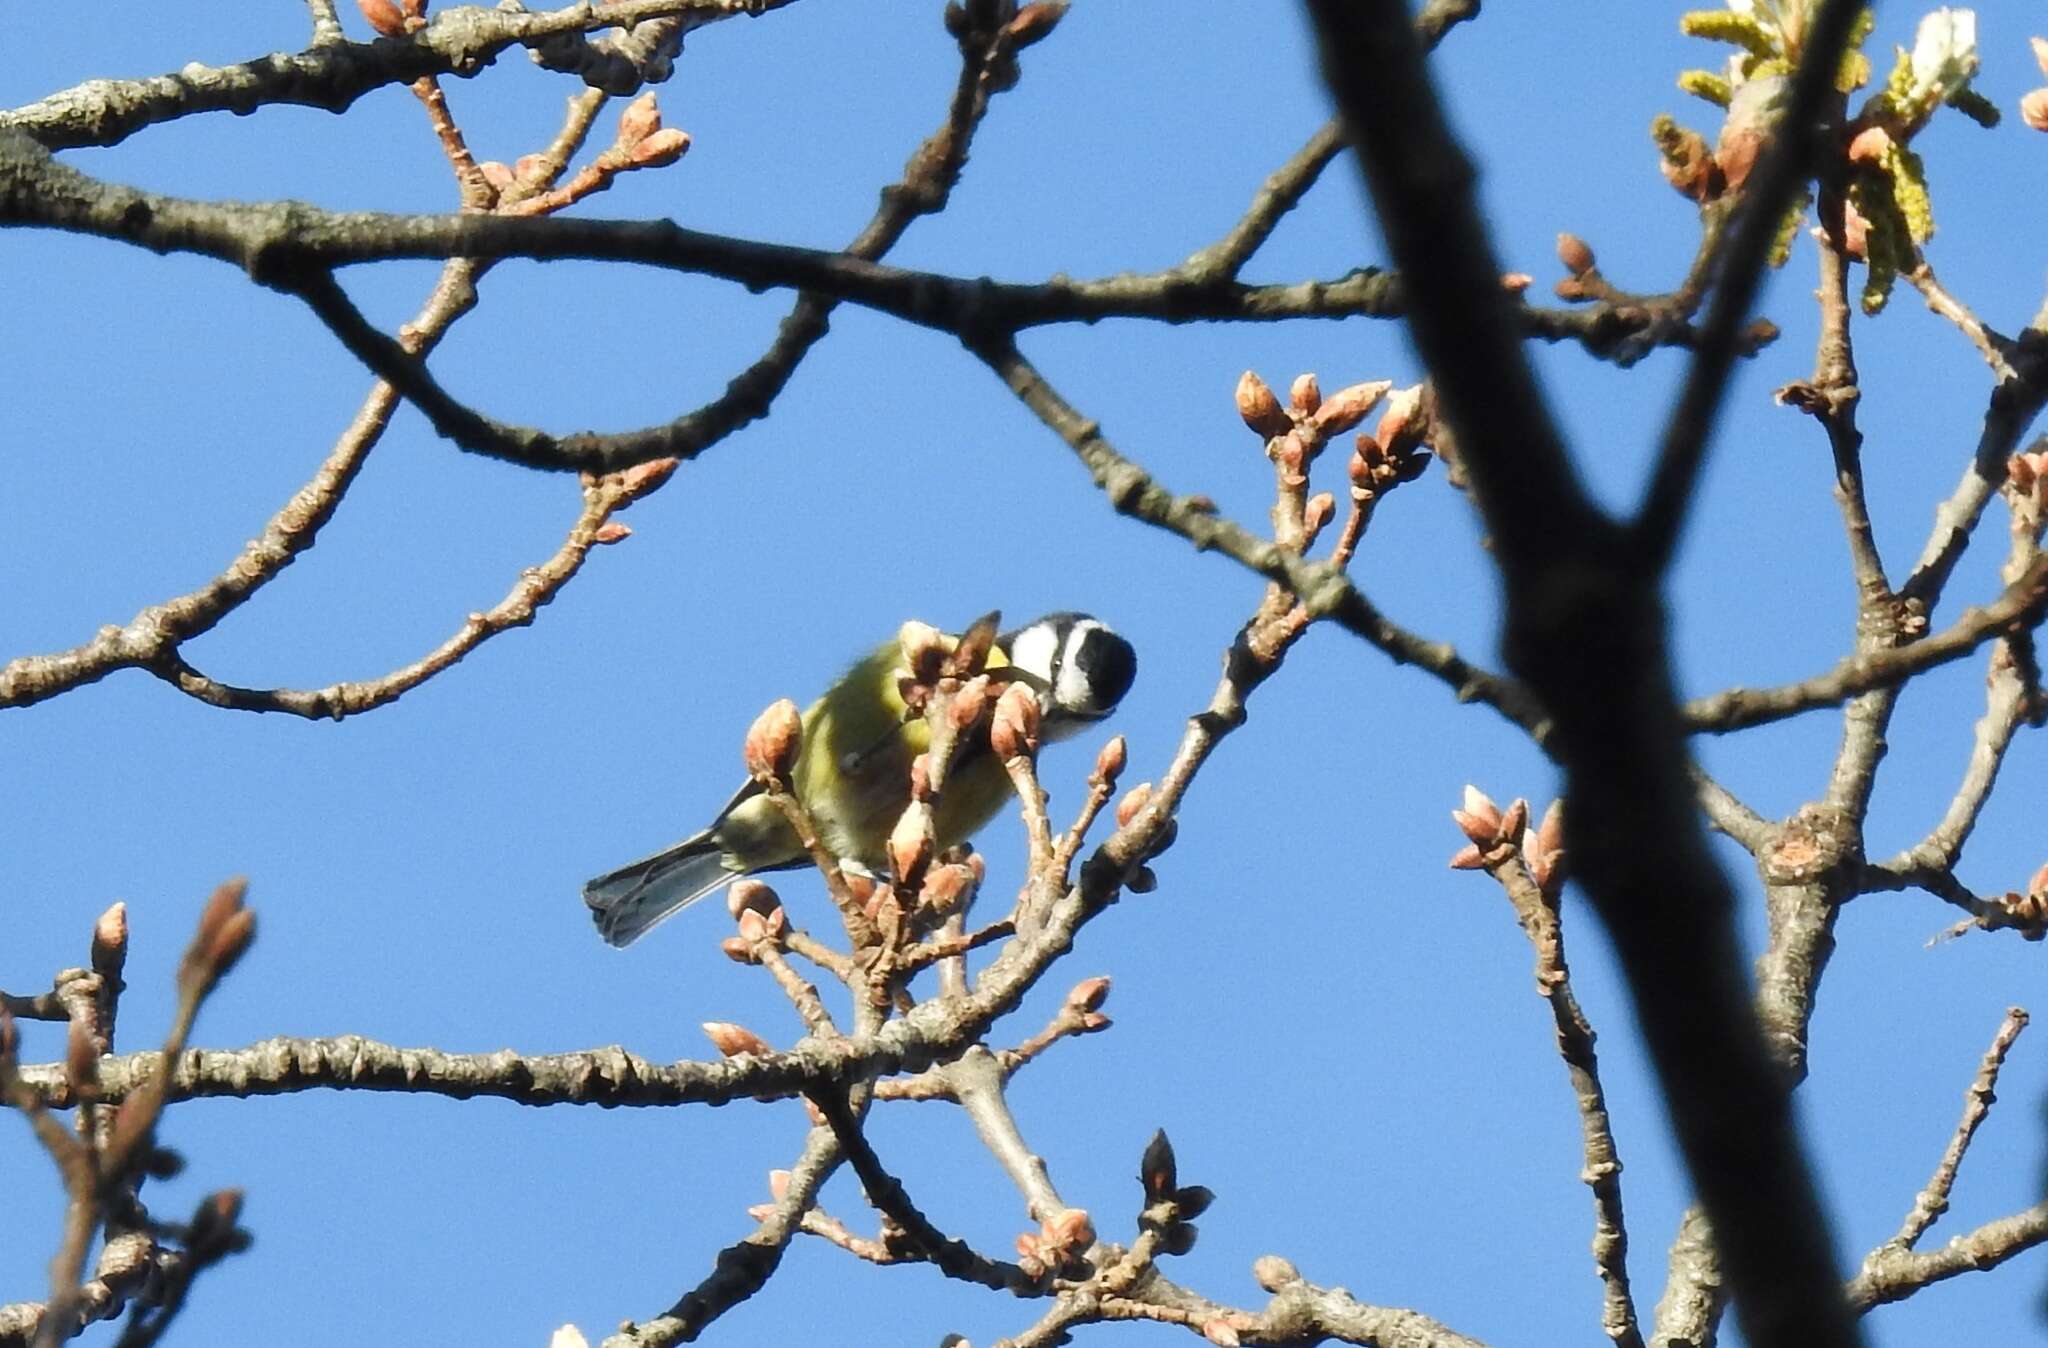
948, 675, 993, 733
702, 1021, 772, 1057
890, 801, 936, 882
617, 93, 661, 150
1115, 782, 1153, 828
743, 699, 803, 782
1253, 1254, 1301, 1292
205, 909, 257, 981
727, 879, 782, 921
1452, 785, 1503, 846
1302, 492, 1336, 540
1139, 1128, 1178, 1200
356, 0, 407, 37
1499, 798, 1530, 846
1311, 381, 1391, 436
1041, 1207, 1095, 1252
92, 901, 128, 978
616, 456, 679, 497
1234, 371, 1291, 439
1003, 1, 1066, 48
1288, 372, 1322, 415
1556, 232, 1595, 275
991, 683, 1042, 760
1065, 976, 1112, 1013
1092, 735, 1127, 786
628, 128, 691, 170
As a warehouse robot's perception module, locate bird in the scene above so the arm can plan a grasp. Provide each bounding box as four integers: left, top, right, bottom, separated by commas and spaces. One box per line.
584, 612, 1136, 947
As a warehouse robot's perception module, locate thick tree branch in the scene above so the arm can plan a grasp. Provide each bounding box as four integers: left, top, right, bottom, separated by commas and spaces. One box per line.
1300, 4, 1865, 1346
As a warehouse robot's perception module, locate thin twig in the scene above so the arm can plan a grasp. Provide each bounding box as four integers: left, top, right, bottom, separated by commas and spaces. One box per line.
1883, 1008, 2030, 1251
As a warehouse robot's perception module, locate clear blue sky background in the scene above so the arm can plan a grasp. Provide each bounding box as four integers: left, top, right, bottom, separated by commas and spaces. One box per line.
5, 3, 2047, 1344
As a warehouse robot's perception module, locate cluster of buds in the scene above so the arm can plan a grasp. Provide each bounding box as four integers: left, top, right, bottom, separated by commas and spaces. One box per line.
719, 879, 789, 964
1348, 385, 1432, 505
1136, 1129, 1213, 1259
606, 92, 692, 171
1449, 788, 1566, 896
356, 0, 427, 38
1014, 1205, 1095, 1280
2004, 449, 2048, 538
476, 94, 690, 208
1235, 371, 1391, 471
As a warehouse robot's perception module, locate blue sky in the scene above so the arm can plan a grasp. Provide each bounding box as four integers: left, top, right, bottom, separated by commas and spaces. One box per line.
5, 3, 2047, 1344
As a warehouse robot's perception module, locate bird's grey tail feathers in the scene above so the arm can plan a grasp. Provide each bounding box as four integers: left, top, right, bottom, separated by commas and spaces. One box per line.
584, 834, 738, 947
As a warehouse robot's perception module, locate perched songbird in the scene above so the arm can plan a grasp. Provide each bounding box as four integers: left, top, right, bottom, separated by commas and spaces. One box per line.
584, 612, 1136, 947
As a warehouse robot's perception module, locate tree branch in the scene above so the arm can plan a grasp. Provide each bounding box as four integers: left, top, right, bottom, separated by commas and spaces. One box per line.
1300, 3, 1863, 1344
0, 0, 790, 151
